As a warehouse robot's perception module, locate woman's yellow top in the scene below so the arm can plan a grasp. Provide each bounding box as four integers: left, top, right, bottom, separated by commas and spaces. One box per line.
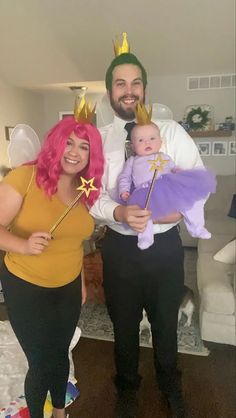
2, 165, 94, 287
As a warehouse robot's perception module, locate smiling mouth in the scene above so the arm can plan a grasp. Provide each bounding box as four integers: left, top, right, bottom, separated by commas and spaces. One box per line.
65, 158, 79, 164
120, 96, 138, 105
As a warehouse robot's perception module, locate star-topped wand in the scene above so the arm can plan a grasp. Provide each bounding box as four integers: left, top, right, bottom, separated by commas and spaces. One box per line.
49, 176, 97, 235
144, 154, 169, 209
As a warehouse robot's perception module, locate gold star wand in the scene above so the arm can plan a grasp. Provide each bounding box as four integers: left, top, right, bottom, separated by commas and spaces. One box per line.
49, 176, 97, 235
145, 154, 169, 209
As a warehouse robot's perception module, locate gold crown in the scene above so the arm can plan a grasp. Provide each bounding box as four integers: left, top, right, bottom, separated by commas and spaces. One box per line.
74, 96, 96, 124
113, 32, 130, 56
135, 103, 153, 125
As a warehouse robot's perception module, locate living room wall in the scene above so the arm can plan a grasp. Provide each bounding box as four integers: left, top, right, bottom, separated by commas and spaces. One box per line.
147, 74, 235, 175
0, 73, 234, 176
0, 79, 44, 176
147, 74, 234, 124
41, 73, 235, 175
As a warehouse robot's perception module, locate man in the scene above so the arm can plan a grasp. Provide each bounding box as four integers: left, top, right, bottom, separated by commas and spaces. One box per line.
90, 34, 203, 418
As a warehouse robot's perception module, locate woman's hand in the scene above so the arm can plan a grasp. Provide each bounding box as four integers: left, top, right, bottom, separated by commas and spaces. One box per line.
114, 204, 151, 233
81, 267, 87, 305
23, 232, 51, 255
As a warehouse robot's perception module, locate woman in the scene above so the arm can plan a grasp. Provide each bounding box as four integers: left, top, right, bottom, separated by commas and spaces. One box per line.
0, 112, 104, 418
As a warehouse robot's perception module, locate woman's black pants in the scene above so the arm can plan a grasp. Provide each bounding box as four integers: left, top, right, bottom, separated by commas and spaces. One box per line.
0, 263, 81, 418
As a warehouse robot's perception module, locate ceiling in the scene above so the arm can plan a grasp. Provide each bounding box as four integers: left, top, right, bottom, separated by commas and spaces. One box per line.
0, 0, 235, 93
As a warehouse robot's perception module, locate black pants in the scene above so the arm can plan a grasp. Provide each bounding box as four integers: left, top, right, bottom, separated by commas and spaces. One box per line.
0, 263, 81, 418
101, 226, 184, 392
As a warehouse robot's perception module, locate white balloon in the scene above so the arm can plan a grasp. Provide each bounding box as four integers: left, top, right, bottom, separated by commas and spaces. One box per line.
7, 124, 41, 168
96, 94, 114, 128
152, 103, 173, 120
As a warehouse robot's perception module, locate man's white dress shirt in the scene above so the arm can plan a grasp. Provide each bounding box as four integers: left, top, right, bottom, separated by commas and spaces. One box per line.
90, 116, 203, 236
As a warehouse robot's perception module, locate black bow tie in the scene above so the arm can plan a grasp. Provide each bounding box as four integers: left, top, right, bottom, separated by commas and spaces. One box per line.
124, 121, 136, 141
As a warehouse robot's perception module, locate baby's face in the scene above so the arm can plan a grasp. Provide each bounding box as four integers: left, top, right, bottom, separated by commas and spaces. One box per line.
131, 123, 162, 156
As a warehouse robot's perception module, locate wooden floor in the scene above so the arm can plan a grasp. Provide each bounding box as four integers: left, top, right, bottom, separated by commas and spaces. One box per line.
68, 337, 236, 418
0, 303, 235, 418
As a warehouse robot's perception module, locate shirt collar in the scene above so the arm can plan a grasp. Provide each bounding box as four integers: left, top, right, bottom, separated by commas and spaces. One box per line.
113, 115, 136, 130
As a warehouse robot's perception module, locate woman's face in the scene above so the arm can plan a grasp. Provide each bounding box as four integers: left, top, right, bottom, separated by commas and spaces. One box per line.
61, 132, 90, 175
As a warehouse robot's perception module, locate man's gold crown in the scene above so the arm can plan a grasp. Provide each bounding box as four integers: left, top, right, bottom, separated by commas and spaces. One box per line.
135, 103, 153, 125
113, 32, 130, 56
74, 96, 96, 124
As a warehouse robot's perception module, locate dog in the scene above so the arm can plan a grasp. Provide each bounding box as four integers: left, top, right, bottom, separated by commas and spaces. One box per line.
139, 286, 195, 341
178, 285, 195, 327
139, 309, 152, 343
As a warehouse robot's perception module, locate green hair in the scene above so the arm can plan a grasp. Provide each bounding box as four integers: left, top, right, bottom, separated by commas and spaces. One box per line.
105, 53, 147, 91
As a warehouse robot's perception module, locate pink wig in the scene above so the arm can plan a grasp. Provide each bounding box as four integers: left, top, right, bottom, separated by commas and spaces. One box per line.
31, 117, 104, 207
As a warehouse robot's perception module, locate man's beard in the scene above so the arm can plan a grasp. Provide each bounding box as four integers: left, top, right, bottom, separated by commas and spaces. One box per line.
110, 94, 145, 121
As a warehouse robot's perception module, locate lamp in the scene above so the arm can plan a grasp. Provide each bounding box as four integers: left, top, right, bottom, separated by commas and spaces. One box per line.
69, 86, 88, 98
228, 194, 236, 219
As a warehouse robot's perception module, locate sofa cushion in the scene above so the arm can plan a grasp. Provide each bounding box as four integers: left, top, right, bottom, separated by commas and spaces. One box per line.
198, 234, 235, 254
213, 239, 236, 264
205, 175, 236, 213
197, 253, 235, 315
205, 209, 236, 235
200, 310, 236, 345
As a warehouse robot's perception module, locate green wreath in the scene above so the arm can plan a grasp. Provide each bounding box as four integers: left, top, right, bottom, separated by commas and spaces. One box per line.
186, 107, 209, 131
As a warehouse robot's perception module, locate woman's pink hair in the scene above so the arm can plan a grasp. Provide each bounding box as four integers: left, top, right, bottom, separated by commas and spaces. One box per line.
29, 117, 104, 207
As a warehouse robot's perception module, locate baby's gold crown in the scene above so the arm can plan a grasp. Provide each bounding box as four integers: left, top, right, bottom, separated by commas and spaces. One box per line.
74, 96, 96, 124
135, 103, 153, 125
113, 32, 130, 56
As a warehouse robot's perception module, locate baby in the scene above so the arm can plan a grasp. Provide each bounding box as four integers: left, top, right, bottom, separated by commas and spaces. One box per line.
118, 105, 216, 250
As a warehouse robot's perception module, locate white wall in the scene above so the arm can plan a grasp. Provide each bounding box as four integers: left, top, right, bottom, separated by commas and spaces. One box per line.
0, 79, 44, 174
42, 91, 103, 134
41, 75, 235, 175
146, 74, 235, 175
41, 75, 235, 130
1, 74, 235, 176
147, 74, 235, 124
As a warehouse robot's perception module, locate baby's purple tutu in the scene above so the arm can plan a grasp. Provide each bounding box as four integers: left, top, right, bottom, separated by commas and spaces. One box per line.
127, 168, 216, 219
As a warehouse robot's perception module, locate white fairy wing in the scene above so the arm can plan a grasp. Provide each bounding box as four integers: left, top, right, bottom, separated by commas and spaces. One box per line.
7, 124, 41, 168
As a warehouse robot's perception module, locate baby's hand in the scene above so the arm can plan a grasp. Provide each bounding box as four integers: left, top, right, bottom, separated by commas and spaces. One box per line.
171, 167, 181, 173
120, 191, 130, 201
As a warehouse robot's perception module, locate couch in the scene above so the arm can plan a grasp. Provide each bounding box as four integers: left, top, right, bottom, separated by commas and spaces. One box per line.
197, 174, 236, 346
181, 175, 236, 346
197, 175, 236, 345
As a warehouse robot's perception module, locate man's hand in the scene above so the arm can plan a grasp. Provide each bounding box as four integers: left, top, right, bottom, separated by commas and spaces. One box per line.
114, 204, 151, 233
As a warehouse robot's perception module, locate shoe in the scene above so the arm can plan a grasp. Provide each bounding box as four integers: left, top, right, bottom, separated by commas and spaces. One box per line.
163, 386, 186, 418
114, 389, 138, 418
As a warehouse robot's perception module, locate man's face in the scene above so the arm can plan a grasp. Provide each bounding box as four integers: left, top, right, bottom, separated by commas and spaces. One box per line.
108, 64, 145, 121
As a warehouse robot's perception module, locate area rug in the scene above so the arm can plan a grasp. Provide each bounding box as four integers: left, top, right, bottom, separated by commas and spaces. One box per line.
78, 249, 210, 356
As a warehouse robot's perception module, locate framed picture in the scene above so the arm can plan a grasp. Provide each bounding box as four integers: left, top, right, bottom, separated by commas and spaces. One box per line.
212, 141, 227, 156
59, 111, 73, 120
229, 141, 236, 155
197, 142, 211, 156
184, 104, 213, 132
5, 126, 14, 141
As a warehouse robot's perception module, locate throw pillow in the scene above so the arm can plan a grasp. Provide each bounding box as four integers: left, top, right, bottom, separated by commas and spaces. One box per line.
213, 239, 236, 264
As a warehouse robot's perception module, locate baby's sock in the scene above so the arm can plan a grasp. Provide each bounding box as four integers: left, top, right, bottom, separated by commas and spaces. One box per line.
191, 227, 211, 239
137, 234, 154, 250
